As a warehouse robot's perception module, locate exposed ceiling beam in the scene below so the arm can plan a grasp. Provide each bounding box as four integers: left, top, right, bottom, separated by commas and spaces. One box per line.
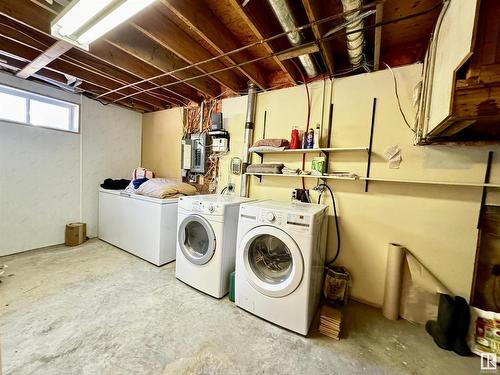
160, 0, 267, 90
228, 0, 298, 85
89, 40, 201, 103
0, 31, 170, 110
132, 5, 245, 94
0, 0, 198, 105
302, 0, 335, 76
0, 49, 154, 112
277, 44, 319, 62
104, 26, 220, 98
374, 1, 384, 71
16, 39, 72, 79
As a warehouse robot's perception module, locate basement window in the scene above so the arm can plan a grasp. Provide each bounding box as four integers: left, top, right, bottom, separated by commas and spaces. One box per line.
0, 84, 79, 132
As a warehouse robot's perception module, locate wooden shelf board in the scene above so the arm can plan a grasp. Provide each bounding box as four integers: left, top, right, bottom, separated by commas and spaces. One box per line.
360, 177, 500, 188
245, 173, 500, 188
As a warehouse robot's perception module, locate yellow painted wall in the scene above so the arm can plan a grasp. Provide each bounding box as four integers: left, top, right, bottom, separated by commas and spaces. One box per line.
142, 107, 183, 179
142, 64, 500, 306
217, 64, 500, 306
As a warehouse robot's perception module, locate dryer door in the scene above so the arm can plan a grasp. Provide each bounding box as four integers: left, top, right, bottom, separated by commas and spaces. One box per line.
240, 226, 304, 298
178, 214, 216, 265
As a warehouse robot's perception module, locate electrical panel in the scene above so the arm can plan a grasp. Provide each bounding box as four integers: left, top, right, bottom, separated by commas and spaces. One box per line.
190, 133, 211, 174
181, 139, 192, 170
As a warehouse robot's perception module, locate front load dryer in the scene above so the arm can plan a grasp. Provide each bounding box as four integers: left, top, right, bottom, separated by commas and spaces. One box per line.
235, 200, 328, 335
176, 194, 254, 298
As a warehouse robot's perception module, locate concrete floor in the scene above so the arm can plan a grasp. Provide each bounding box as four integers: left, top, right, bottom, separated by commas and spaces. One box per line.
0, 239, 480, 375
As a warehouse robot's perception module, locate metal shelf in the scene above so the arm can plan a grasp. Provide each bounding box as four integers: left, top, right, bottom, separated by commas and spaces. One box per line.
246, 173, 359, 181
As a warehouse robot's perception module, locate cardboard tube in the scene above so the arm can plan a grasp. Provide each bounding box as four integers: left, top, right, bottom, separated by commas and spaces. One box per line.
382, 243, 405, 320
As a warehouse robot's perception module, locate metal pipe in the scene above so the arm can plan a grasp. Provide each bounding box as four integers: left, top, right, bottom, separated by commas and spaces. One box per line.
240, 82, 257, 197
267, 0, 317, 78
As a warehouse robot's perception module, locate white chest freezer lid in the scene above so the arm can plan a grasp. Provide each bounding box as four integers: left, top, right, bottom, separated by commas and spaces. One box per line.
99, 188, 178, 205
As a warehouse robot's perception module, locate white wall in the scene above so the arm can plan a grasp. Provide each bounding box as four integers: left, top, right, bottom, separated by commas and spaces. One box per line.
81, 97, 142, 237
0, 73, 141, 256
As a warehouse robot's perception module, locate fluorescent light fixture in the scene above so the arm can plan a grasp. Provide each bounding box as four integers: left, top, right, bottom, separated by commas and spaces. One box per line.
51, 0, 155, 50
77, 0, 155, 45
58, 0, 113, 36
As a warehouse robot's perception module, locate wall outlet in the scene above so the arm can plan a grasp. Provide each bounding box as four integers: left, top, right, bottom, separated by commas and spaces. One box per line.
227, 183, 235, 192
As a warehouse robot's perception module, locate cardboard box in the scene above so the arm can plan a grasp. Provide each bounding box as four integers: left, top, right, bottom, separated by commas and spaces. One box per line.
65, 223, 87, 246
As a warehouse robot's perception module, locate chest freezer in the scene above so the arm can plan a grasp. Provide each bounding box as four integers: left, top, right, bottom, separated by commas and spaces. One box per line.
98, 188, 178, 266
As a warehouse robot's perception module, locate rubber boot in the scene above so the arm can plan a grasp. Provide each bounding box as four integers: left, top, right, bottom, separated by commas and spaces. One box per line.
425, 293, 456, 350
453, 296, 471, 356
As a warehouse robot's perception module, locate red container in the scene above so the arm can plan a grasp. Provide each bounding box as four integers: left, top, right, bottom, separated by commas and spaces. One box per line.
290, 127, 300, 149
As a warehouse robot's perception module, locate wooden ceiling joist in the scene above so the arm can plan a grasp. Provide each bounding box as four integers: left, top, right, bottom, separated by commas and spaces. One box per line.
373, 1, 384, 71
160, 0, 267, 89
302, 0, 335, 76
104, 27, 220, 98
0, 32, 170, 110
0, 0, 203, 107
229, 0, 299, 85
132, 6, 245, 94
89, 40, 200, 103
0, 49, 154, 113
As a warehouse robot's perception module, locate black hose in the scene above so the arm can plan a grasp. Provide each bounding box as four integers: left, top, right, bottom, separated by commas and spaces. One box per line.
317, 183, 340, 266
220, 186, 228, 194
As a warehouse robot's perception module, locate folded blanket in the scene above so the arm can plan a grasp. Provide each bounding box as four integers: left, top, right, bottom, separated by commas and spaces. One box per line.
252, 138, 289, 148
247, 163, 284, 174
100, 178, 131, 190
136, 178, 198, 199
249, 145, 286, 153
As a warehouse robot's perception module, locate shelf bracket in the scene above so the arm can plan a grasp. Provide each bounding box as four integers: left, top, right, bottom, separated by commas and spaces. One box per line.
365, 98, 377, 193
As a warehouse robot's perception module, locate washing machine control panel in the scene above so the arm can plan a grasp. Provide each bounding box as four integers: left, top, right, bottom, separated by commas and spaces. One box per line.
258, 209, 312, 232
259, 210, 284, 225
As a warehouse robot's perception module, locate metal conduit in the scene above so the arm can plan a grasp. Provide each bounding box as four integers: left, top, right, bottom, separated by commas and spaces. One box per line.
240, 82, 257, 198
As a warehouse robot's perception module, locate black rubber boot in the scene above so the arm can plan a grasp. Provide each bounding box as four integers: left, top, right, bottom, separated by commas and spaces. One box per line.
425, 293, 456, 350
453, 296, 471, 356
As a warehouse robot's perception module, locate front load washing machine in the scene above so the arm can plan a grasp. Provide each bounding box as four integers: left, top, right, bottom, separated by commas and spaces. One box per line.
235, 200, 328, 335
176, 194, 254, 298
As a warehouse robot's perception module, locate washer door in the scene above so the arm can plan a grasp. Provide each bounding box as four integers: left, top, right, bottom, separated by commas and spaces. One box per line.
178, 215, 216, 265
240, 226, 304, 298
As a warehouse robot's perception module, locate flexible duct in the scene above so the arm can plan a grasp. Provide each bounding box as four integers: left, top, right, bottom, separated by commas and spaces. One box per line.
341, 0, 365, 68
267, 0, 318, 78
240, 82, 257, 197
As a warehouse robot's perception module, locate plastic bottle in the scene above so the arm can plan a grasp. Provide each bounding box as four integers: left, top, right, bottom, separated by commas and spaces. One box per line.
314, 124, 320, 149
290, 126, 300, 149
305, 128, 314, 149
